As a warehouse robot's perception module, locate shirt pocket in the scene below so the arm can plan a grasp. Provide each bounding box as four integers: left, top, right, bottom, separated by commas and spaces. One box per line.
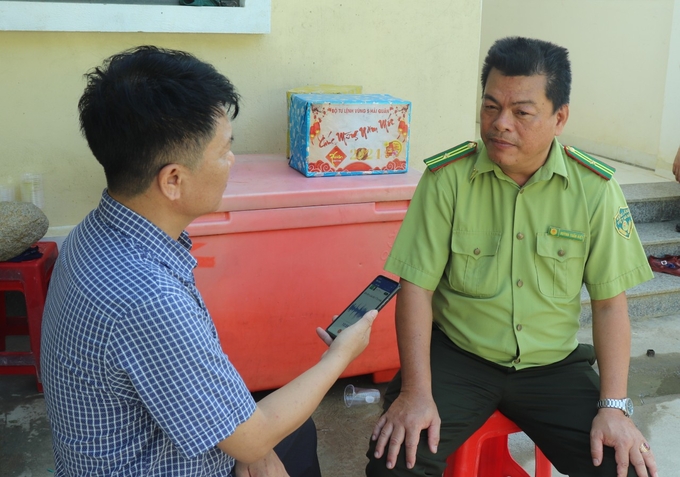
449, 231, 501, 298
535, 233, 587, 298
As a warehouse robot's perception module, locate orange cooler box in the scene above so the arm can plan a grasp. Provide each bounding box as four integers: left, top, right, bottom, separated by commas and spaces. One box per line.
187, 154, 422, 391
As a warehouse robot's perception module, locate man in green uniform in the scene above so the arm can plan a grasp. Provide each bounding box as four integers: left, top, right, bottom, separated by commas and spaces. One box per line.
365, 37, 658, 477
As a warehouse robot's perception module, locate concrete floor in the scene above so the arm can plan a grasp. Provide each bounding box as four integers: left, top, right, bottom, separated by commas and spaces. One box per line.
2, 312, 680, 477
0, 374, 53, 476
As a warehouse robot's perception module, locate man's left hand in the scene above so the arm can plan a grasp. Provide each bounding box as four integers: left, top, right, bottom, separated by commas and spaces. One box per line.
234, 450, 290, 477
590, 408, 658, 477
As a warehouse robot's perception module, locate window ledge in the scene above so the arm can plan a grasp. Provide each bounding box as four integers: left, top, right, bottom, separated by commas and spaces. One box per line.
0, 0, 271, 33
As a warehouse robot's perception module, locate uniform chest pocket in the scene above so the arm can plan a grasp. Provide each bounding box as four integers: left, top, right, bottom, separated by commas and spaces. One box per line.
449, 231, 501, 298
535, 234, 587, 298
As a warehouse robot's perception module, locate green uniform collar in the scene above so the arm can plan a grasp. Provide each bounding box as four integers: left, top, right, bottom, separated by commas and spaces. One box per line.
471, 138, 569, 189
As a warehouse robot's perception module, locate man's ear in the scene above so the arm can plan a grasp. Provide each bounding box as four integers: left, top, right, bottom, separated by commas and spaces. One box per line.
554, 103, 569, 136
157, 164, 183, 201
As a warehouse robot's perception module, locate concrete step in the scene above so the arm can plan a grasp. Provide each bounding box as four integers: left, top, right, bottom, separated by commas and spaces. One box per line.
579, 182, 680, 323
637, 221, 680, 258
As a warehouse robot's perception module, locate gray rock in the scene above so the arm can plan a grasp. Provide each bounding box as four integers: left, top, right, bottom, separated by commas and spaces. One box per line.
0, 201, 49, 261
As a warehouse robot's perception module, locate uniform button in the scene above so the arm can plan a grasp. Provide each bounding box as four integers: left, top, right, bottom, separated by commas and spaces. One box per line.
519, 189, 525, 194
473, 248, 481, 255
516, 324, 523, 331
558, 249, 566, 257
516, 232, 524, 240
517, 279, 523, 288
513, 358, 521, 364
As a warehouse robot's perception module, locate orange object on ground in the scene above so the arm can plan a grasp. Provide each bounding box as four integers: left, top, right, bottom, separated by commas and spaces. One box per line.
444, 410, 553, 477
0, 241, 58, 392
187, 154, 421, 391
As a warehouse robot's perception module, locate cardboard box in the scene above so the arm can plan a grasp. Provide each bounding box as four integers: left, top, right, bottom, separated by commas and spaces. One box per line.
286, 85, 362, 158
289, 94, 411, 177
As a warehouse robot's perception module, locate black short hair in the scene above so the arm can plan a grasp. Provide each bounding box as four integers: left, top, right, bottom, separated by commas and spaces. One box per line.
481, 37, 571, 113
78, 45, 240, 196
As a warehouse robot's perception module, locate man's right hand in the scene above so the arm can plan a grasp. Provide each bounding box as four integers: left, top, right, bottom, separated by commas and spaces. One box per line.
316, 310, 378, 364
371, 389, 441, 470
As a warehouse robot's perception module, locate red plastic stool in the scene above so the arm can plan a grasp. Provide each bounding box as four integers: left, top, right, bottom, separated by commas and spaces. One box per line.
0, 241, 58, 392
444, 410, 553, 477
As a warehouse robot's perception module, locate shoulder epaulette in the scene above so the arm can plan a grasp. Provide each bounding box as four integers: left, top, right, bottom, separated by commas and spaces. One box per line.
423, 141, 477, 172
564, 145, 615, 180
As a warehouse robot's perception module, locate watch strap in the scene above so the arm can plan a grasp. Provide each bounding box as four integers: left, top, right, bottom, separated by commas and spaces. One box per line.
597, 398, 631, 416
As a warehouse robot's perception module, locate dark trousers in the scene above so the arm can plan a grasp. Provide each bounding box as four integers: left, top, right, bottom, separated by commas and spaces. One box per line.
274, 417, 322, 477
365, 326, 636, 477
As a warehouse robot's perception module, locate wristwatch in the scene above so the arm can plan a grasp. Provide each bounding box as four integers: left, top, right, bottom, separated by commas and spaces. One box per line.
597, 398, 634, 417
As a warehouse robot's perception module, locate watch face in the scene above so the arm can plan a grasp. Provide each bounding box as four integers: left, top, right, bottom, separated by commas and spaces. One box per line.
625, 398, 634, 417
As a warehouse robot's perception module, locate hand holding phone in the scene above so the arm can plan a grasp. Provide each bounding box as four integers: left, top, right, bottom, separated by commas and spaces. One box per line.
325, 275, 401, 340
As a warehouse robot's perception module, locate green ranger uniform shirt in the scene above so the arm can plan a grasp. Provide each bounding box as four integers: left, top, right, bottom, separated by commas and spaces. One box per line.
385, 138, 653, 369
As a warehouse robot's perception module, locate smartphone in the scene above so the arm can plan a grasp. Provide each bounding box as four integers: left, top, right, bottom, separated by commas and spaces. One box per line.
325, 275, 401, 339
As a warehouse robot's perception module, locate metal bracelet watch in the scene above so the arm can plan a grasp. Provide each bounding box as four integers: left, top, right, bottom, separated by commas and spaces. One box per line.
597, 397, 634, 417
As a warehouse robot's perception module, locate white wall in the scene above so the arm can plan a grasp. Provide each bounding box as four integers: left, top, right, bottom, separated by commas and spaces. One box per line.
0, 0, 483, 236
656, 0, 680, 178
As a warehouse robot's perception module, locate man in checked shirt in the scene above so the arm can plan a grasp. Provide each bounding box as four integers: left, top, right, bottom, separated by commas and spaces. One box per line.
41, 45, 377, 477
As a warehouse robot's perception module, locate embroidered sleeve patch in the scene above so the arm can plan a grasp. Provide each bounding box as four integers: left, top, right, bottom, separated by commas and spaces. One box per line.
614, 207, 633, 239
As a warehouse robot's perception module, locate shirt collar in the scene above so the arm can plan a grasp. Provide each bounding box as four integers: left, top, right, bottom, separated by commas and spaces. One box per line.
470, 138, 569, 189
97, 190, 197, 281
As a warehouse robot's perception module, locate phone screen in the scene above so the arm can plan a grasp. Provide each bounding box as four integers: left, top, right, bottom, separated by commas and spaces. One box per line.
326, 275, 401, 339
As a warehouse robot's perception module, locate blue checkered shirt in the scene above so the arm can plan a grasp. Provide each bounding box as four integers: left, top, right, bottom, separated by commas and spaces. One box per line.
41, 191, 256, 476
